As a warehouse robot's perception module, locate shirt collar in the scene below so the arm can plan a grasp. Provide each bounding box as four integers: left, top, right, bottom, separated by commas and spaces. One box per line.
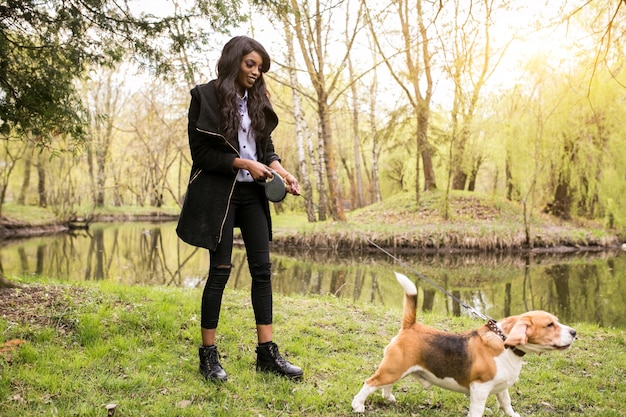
237, 90, 249, 101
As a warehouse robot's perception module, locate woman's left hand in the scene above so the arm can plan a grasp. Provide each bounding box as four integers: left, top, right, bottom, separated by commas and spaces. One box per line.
283, 173, 300, 196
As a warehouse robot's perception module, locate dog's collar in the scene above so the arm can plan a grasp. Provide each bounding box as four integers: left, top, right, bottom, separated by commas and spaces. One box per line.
487, 319, 526, 357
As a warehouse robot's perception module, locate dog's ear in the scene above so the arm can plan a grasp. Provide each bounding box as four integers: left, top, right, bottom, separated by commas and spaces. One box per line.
504, 316, 532, 346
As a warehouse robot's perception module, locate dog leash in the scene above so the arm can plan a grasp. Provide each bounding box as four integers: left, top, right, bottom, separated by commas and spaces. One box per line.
365, 238, 492, 322
279, 198, 501, 325
365, 238, 527, 354
272, 211, 491, 324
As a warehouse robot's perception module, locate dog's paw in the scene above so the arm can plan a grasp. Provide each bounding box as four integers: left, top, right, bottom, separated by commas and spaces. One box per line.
351, 399, 365, 413
503, 408, 520, 417
382, 393, 396, 403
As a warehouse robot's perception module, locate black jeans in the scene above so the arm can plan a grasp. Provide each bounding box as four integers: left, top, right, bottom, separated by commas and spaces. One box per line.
201, 181, 272, 329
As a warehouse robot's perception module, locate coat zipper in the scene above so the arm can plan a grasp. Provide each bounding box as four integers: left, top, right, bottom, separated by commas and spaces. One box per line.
196, 127, 240, 245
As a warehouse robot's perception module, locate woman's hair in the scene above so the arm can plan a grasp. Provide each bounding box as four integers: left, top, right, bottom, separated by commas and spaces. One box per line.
215, 36, 272, 141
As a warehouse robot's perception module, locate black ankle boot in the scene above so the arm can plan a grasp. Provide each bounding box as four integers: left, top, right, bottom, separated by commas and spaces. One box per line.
256, 342, 303, 380
199, 345, 227, 382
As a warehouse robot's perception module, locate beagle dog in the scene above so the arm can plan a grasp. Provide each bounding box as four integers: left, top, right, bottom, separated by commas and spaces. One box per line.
351, 272, 576, 417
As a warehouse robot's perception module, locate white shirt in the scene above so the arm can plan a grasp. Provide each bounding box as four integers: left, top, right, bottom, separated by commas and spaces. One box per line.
235, 91, 257, 182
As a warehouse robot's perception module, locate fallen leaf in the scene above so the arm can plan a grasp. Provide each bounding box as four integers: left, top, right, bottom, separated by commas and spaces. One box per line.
0, 339, 27, 355
105, 403, 117, 416
177, 400, 192, 408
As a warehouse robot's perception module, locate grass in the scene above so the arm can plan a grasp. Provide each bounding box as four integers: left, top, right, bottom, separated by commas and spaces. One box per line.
1, 278, 625, 416
0, 205, 58, 226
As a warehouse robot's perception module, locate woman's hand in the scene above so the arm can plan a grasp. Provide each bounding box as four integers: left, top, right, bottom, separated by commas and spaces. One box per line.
282, 173, 300, 195
235, 159, 273, 181
265, 161, 301, 195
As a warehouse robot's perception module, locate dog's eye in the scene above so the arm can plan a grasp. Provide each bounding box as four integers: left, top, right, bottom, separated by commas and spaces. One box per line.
547, 322, 555, 328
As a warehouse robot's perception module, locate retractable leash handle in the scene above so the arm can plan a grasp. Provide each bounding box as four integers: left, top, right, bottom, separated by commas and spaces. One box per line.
256, 170, 287, 202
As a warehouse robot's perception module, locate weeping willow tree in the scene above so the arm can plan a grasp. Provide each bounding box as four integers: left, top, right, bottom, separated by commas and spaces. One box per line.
545, 67, 626, 222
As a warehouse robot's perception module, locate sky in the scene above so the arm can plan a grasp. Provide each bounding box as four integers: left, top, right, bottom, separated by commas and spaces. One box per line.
124, 0, 596, 105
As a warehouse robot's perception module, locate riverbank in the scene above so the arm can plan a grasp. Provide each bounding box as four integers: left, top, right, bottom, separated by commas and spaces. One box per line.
1, 191, 624, 252
1, 279, 624, 416
0, 204, 180, 239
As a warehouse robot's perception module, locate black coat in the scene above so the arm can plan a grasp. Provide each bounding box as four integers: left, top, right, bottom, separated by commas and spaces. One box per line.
176, 80, 280, 250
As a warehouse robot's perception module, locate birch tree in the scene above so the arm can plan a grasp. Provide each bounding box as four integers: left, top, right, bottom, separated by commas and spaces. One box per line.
280, 17, 318, 221
282, 0, 365, 221
346, 0, 364, 208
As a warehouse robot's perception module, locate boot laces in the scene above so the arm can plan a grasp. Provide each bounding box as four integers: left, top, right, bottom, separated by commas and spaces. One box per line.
207, 348, 222, 368
270, 344, 288, 366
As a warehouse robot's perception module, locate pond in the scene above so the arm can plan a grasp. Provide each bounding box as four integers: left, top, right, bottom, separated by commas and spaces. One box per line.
1, 221, 624, 329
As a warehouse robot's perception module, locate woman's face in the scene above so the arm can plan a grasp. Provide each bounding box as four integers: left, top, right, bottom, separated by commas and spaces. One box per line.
236, 51, 263, 94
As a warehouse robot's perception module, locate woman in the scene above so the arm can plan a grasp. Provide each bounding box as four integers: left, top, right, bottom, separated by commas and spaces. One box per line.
177, 36, 303, 381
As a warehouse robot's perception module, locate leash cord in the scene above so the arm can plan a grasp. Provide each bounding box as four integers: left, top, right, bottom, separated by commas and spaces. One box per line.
287, 191, 493, 322
365, 238, 493, 322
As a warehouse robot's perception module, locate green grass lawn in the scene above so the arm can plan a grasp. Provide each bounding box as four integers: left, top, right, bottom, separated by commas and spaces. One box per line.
1, 278, 624, 416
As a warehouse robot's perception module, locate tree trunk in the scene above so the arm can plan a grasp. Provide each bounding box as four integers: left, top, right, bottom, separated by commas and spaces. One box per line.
417, 105, 436, 192
318, 97, 345, 221
369, 88, 382, 204
549, 177, 572, 219
37, 154, 47, 208
17, 141, 34, 205
467, 155, 483, 192
546, 137, 576, 219
347, 22, 364, 208
283, 17, 316, 222
314, 121, 328, 221
505, 152, 514, 200
96, 153, 106, 206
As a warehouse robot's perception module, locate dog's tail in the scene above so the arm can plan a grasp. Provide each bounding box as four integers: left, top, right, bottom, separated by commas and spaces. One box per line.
394, 272, 418, 329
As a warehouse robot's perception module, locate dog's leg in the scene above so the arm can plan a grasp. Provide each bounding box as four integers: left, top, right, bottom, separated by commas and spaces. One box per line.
380, 384, 396, 403
467, 382, 491, 417
496, 389, 520, 417
351, 383, 378, 413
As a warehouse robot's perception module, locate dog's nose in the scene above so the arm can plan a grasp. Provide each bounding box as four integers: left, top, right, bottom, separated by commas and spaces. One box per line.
570, 329, 577, 338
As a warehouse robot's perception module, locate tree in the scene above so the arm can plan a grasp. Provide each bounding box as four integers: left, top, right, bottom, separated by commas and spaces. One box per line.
346, 0, 364, 209
0, 136, 27, 213
439, 0, 508, 192
128, 81, 186, 208
279, 16, 318, 222
280, 0, 367, 221
81, 68, 128, 207
0, 0, 244, 144
364, 0, 439, 202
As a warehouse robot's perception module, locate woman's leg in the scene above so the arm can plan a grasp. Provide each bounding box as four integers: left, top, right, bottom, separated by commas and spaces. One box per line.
201, 238, 234, 338
198, 201, 236, 382
236, 184, 273, 338
237, 184, 302, 379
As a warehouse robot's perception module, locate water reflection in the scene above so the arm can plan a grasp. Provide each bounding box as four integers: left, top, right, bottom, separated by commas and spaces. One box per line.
1, 222, 625, 328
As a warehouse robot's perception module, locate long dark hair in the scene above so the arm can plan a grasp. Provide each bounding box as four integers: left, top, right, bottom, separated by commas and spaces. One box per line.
215, 36, 272, 141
